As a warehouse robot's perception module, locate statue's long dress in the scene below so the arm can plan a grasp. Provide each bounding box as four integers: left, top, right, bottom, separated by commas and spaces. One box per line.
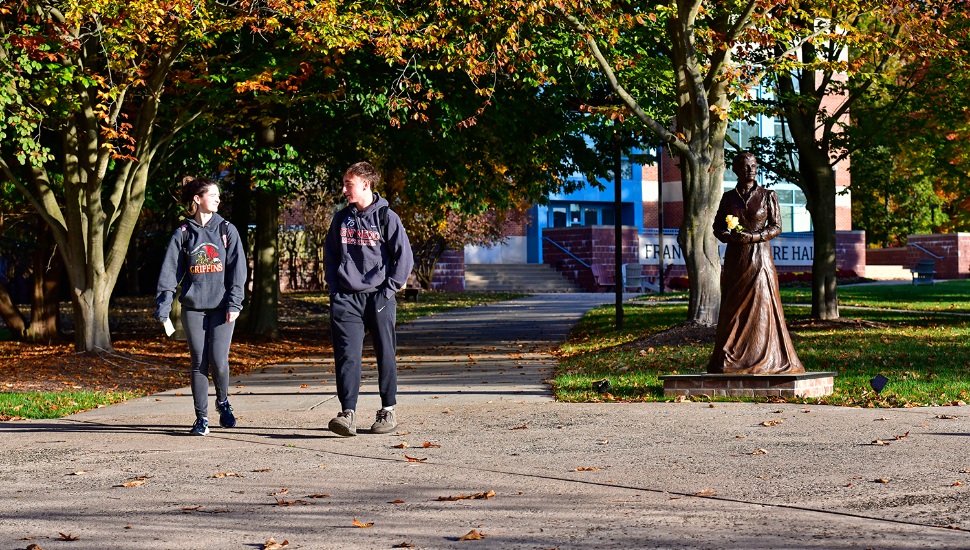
708, 186, 805, 374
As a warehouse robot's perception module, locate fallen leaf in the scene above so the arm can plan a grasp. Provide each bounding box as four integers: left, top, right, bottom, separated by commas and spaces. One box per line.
389, 499, 405, 504
263, 538, 289, 550
459, 529, 486, 541
122, 477, 148, 488
393, 543, 416, 548
58, 533, 80, 541
300, 384, 309, 388
275, 498, 310, 506
404, 454, 428, 463
760, 420, 783, 427
182, 505, 203, 511
573, 466, 602, 472
874, 478, 891, 484
69, 470, 87, 475
26, 544, 43, 550
751, 448, 769, 455
252, 468, 272, 473
211, 472, 242, 478
306, 494, 331, 498
393, 442, 410, 449
510, 424, 528, 430
438, 490, 495, 501
871, 440, 890, 446
694, 489, 716, 497
953, 481, 964, 487
597, 440, 609, 445
894, 431, 910, 440
353, 518, 374, 528
422, 441, 441, 448
937, 414, 959, 419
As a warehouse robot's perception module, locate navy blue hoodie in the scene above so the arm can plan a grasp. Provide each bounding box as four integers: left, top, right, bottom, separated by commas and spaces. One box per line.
154, 213, 247, 320
324, 193, 413, 297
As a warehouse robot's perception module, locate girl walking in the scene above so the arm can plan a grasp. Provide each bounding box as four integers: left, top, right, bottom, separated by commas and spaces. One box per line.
155, 177, 248, 435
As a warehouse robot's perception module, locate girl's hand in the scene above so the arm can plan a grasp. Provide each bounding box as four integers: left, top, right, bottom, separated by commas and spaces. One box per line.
228, 310, 240, 323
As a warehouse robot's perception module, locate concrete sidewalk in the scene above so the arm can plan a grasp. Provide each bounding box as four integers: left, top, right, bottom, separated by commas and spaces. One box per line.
2, 293, 969, 549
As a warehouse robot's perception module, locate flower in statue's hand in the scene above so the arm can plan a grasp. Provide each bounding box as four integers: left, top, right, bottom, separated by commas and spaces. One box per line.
725, 214, 744, 232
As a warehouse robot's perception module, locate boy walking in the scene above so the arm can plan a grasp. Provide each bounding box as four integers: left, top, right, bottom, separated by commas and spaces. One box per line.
325, 162, 414, 436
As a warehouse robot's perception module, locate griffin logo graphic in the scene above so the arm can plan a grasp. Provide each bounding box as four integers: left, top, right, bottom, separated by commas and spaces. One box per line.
189, 243, 224, 274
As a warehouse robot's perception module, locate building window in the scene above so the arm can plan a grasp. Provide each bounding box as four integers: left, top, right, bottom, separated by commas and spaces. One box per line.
548, 202, 626, 228
552, 207, 567, 227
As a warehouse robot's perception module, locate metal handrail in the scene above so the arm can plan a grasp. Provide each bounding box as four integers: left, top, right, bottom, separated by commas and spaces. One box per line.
542, 236, 590, 268
907, 242, 944, 259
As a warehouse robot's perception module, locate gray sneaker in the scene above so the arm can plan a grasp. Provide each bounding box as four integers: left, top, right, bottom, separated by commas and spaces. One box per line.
370, 409, 397, 434
328, 409, 356, 437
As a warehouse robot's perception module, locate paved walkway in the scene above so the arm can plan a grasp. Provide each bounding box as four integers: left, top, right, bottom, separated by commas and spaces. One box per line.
2, 293, 970, 549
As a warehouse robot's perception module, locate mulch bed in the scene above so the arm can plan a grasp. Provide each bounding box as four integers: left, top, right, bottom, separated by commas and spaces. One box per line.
0, 295, 331, 395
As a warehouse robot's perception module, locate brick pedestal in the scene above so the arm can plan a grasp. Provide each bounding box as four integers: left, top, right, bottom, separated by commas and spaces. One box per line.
660, 372, 837, 399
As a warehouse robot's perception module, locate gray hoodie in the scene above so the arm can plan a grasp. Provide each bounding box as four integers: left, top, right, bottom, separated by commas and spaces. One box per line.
325, 193, 414, 297
154, 213, 247, 320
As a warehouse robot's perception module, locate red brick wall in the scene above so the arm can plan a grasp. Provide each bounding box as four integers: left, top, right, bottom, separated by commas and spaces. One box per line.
866, 247, 909, 266
431, 248, 465, 291
907, 234, 970, 279
542, 226, 639, 291
642, 201, 685, 232
836, 205, 852, 231
835, 231, 866, 276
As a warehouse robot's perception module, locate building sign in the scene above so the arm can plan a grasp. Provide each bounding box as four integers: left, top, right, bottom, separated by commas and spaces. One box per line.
640, 234, 815, 267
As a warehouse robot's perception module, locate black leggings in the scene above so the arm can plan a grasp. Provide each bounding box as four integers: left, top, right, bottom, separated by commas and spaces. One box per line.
182, 308, 235, 419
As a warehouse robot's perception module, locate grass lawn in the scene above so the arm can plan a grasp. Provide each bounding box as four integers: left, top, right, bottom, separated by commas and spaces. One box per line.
555, 279, 970, 407
0, 290, 524, 420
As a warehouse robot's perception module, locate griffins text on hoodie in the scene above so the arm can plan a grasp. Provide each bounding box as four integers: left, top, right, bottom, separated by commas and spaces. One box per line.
324, 193, 414, 298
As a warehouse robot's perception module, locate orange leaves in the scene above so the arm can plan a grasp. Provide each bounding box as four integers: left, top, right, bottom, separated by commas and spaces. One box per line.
459, 529, 486, 541
275, 498, 310, 506
263, 538, 289, 550
437, 490, 495, 501
352, 518, 374, 528
121, 476, 149, 488
404, 454, 428, 463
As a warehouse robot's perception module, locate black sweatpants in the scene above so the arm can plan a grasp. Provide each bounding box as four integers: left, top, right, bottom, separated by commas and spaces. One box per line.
182, 308, 234, 419
329, 291, 398, 412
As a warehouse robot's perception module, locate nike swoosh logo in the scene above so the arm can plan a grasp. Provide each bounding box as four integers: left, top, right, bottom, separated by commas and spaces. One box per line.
378, 306, 386, 312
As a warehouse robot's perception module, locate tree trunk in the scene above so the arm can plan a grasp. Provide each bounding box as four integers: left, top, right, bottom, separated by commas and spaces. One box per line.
25, 225, 63, 342
802, 160, 840, 320
245, 187, 280, 338
676, 149, 724, 327
0, 284, 27, 339
70, 283, 113, 352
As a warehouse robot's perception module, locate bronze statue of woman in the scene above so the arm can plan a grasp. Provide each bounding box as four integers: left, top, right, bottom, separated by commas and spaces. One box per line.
708, 152, 804, 374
